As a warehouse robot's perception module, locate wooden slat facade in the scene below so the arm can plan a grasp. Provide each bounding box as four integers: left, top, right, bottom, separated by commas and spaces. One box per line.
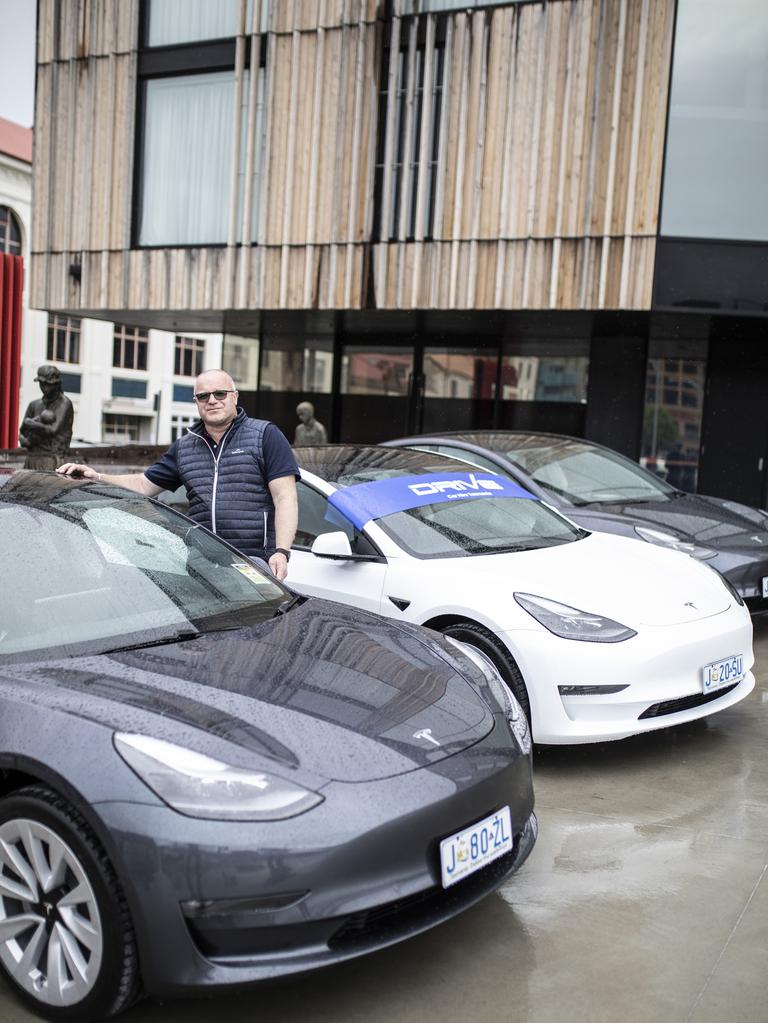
30, 0, 675, 316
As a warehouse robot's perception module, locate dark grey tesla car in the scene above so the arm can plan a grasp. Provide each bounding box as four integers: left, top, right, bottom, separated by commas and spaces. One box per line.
383, 431, 768, 611
0, 471, 536, 1021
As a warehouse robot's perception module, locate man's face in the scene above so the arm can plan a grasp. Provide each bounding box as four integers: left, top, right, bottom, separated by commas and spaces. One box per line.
193, 373, 238, 431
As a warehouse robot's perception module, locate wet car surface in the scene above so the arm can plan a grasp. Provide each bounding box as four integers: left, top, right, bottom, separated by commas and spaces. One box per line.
0, 471, 535, 1021
5, 623, 766, 1023
383, 432, 768, 611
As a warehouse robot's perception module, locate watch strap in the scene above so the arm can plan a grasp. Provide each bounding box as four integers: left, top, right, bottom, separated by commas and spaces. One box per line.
273, 547, 291, 560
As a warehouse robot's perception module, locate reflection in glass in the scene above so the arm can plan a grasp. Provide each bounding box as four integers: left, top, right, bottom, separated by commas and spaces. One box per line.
223, 335, 260, 391
500, 356, 588, 403
641, 349, 707, 492
341, 348, 414, 396
424, 350, 497, 399
662, 0, 768, 241
260, 333, 334, 394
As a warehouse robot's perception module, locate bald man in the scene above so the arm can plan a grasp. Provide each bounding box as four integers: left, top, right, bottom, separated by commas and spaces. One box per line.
58, 369, 298, 581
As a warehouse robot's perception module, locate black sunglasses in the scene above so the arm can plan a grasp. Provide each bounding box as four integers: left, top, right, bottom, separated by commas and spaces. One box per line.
193, 389, 236, 402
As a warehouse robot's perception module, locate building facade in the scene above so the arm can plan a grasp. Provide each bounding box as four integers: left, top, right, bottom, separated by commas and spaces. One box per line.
29, 0, 768, 502
1, 116, 221, 446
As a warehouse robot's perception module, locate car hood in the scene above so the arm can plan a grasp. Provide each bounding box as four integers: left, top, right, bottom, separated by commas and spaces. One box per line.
564, 493, 768, 551
0, 600, 495, 783
403, 533, 733, 627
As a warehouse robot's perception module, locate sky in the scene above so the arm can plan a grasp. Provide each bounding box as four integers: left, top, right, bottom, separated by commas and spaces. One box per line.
0, 0, 37, 127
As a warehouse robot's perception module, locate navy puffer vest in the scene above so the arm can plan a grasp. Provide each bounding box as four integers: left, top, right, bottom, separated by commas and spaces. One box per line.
176, 411, 275, 556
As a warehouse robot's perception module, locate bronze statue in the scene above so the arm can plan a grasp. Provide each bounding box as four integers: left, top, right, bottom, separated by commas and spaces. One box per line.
19, 365, 74, 470
294, 401, 327, 446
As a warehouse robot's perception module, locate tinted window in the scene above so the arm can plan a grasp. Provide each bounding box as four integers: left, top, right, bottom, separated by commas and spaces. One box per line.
295, 483, 379, 557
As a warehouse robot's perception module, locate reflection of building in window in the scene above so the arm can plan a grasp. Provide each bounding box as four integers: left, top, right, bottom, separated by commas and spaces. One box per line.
102, 413, 143, 444
642, 355, 706, 492
113, 326, 148, 370
0, 205, 22, 255
342, 351, 413, 396
424, 351, 498, 399
174, 336, 205, 377
47, 314, 81, 364
501, 356, 588, 403
260, 339, 334, 393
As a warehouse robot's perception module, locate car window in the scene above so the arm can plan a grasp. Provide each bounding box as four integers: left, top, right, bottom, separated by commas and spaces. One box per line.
377, 496, 586, 559
0, 488, 286, 662
436, 445, 503, 476
501, 441, 676, 505
296, 482, 380, 557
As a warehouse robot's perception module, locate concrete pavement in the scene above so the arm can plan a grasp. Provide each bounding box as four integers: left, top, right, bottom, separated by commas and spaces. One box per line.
4, 621, 768, 1023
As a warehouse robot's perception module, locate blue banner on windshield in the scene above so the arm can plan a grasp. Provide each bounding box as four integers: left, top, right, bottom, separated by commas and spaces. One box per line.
327, 472, 536, 530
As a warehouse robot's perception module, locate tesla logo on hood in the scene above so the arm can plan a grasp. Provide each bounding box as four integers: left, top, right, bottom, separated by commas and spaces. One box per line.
408, 474, 503, 497
413, 728, 442, 747
684, 602, 698, 609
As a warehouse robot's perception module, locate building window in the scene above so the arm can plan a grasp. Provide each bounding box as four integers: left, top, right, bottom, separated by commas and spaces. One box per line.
137, 4, 268, 246
102, 414, 144, 444
113, 325, 149, 370
375, 17, 445, 241
424, 349, 498, 400
112, 378, 148, 399
59, 373, 82, 394
0, 206, 22, 255
341, 347, 413, 396
500, 340, 590, 404
174, 336, 206, 377
170, 414, 197, 442
641, 337, 707, 493
401, 1, 522, 10
661, 0, 768, 242
46, 314, 81, 364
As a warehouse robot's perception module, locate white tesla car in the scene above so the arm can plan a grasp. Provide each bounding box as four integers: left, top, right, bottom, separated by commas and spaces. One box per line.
288, 447, 754, 744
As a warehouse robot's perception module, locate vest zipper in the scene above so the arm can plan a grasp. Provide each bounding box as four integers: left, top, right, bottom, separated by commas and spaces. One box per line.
190, 426, 235, 536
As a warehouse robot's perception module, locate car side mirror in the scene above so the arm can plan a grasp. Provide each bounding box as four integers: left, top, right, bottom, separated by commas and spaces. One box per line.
311, 531, 355, 560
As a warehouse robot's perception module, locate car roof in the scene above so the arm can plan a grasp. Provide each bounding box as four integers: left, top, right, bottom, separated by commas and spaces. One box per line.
295, 444, 481, 485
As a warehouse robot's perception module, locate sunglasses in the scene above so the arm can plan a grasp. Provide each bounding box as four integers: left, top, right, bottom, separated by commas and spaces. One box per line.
193, 389, 236, 402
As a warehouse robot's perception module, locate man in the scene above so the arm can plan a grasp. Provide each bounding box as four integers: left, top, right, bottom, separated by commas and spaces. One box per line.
19, 364, 74, 470
58, 370, 298, 581
294, 400, 327, 446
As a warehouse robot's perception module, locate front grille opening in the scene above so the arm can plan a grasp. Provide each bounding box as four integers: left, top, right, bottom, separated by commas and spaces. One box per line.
639, 683, 739, 720
328, 845, 518, 952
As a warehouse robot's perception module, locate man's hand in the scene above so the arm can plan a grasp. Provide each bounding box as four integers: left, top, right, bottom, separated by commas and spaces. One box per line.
268, 551, 289, 582
57, 462, 100, 480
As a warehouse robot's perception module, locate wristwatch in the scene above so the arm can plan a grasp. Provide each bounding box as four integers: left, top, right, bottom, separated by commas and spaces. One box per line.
273, 547, 291, 561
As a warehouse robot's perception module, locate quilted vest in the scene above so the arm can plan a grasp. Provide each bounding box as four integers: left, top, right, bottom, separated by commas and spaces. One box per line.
175, 411, 275, 556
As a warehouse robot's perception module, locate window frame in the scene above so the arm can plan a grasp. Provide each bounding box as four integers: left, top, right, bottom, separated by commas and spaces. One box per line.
46, 314, 82, 364
0, 205, 23, 256
113, 325, 149, 370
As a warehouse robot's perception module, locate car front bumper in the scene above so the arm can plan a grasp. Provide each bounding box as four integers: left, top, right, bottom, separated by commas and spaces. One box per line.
501, 604, 755, 744
94, 732, 535, 996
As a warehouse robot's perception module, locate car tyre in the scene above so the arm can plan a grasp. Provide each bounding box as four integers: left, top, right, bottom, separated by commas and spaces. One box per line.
0, 785, 142, 1021
439, 621, 532, 723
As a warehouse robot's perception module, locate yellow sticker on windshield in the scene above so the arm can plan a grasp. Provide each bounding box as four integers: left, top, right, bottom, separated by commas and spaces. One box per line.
231, 562, 274, 585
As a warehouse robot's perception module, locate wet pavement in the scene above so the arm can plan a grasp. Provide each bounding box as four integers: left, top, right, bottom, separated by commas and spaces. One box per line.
4, 620, 768, 1023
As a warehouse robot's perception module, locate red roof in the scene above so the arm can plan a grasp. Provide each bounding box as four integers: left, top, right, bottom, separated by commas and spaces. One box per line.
0, 117, 33, 164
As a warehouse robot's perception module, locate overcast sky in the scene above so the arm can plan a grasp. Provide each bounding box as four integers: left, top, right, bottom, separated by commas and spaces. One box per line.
0, 0, 36, 127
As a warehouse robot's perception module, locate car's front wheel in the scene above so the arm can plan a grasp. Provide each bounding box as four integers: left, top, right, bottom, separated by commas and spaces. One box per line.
439, 621, 532, 723
0, 785, 141, 1021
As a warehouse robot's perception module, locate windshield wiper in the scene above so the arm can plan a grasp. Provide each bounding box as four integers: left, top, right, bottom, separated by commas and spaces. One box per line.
102, 629, 200, 654
273, 593, 307, 617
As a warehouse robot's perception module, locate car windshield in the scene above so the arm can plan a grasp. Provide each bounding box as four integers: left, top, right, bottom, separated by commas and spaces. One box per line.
376, 497, 585, 558
325, 465, 586, 558
0, 476, 287, 663
479, 436, 677, 506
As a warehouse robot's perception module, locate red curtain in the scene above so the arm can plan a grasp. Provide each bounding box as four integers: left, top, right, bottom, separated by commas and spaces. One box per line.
0, 253, 23, 449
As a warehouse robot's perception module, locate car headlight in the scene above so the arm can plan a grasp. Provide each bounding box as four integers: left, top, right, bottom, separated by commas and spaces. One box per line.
634, 525, 716, 560
115, 733, 323, 821
443, 637, 532, 755
514, 593, 637, 643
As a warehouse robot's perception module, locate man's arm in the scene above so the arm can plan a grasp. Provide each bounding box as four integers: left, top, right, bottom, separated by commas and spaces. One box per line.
56, 463, 163, 497
268, 474, 298, 582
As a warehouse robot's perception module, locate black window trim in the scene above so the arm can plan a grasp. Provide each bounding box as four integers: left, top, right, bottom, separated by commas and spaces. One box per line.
294, 480, 387, 563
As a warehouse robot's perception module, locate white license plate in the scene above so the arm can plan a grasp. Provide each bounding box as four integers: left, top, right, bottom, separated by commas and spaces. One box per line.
762, 577, 768, 599
440, 806, 512, 888
702, 654, 744, 693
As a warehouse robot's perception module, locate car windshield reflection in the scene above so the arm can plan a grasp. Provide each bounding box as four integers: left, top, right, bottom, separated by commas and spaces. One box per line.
0, 478, 286, 663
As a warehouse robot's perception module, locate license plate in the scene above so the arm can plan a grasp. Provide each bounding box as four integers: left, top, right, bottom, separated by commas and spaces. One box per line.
762, 577, 768, 599
440, 806, 512, 888
702, 654, 744, 693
